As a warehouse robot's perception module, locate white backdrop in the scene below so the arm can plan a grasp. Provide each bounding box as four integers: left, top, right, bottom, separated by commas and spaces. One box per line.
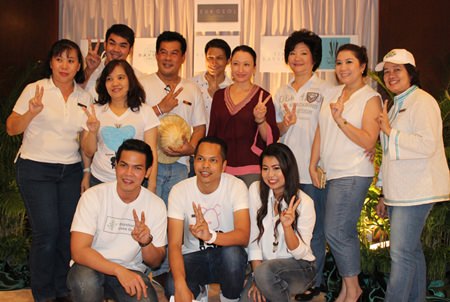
60, 0, 379, 94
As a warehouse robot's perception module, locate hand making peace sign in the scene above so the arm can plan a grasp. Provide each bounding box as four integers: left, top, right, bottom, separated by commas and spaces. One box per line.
189, 202, 212, 242
282, 103, 297, 127
378, 99, 391, 135
83, 104, 100, 133
330, 95, 345, 122
85, 39, 102, 71
279, 194, 301, 228
29, 85, 44, 116
158, 85, 184, 114
131, 209, 153, 247
253, 90, 271, 124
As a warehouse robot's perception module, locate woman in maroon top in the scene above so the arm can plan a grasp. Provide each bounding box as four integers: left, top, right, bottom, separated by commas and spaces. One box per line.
208, 45, 279, 187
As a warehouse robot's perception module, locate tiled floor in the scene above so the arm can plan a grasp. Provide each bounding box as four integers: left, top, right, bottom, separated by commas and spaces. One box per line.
0, 284, 326, 301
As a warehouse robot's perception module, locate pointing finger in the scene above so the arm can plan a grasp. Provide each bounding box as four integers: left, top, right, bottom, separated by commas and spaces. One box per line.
140, 211, 145, 224
383, 99, 388, 113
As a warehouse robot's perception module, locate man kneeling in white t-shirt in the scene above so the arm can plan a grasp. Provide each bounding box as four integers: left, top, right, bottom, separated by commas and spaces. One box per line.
67, 139, 167, 302
166, 136, 250, 302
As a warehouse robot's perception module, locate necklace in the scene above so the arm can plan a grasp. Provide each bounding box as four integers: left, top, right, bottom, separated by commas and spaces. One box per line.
272, 197, 280, 253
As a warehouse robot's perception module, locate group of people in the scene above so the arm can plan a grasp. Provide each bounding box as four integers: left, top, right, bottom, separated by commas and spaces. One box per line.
6, 22, 449, 302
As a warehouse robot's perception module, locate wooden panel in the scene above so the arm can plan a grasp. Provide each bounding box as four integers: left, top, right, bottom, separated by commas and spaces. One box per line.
0, 0, 59, 97
379, 0, 450, 96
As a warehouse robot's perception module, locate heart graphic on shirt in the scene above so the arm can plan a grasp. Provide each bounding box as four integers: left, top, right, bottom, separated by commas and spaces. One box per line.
101, 125, 136, 151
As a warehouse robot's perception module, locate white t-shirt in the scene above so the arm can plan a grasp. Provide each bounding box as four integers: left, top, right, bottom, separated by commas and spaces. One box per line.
85, 58, 145, 101
248, 182, 316, 262
13, 78, 91, 164
84, 103, 160, 182
168, 173, 249, 255
71, 181, 167, 272
141, 73, 207, 166
190, 72, 232, 132
319, 84, 381, 180
274, 75, 333, 184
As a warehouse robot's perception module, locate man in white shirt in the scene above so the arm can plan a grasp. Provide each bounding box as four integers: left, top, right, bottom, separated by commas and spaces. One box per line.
140, 31, 206, 205
67, 139, 167, 302
166, 137, 249, 302
191, 38, 233, 132
83, 24, 141, 100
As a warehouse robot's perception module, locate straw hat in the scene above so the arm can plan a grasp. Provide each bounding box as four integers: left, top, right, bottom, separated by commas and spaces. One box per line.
157, 114, 191, 164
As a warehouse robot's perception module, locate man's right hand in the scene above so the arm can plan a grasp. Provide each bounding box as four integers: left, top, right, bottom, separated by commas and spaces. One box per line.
85, 39, 101, 73
158, 86, 183, 114
115, 266, 148, 300
174, 283, 195, 302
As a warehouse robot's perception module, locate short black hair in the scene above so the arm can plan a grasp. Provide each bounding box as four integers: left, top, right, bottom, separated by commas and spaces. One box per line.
95, 59, 145, 110
116, 139, 153, 170
194, 136, 228, 161
284, 29, 322, 71
205, 39, 231, 60
231, 45, 257, 66
43, 39, 85, 83
105, 24, 135, 47
156, 31, 187, 55
337, 44, 369, 76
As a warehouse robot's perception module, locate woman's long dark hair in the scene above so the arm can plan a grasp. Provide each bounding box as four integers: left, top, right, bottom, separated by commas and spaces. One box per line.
95, 59, 145, 111
255, 143, 300, 243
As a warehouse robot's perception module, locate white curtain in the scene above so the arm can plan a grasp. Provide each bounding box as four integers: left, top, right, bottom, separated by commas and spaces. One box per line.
60, 0, 378, 94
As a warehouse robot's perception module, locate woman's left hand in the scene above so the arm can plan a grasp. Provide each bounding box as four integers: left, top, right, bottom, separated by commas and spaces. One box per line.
280, 195, 301, 227
253, 91, 270, 124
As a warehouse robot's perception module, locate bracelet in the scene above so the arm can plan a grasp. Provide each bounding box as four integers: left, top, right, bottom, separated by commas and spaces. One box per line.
337, 119, 348, 128
255, 119, 266, 125
83, 167, 91, 173
139, 233, 153, 247
205, 229, 217, 244
156, 104, 164, 116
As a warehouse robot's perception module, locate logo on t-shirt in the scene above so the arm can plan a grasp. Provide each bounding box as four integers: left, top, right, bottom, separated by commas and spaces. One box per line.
104, 216, 134, 234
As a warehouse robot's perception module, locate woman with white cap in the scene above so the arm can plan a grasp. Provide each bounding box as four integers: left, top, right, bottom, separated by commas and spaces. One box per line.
375, 49, 450, 302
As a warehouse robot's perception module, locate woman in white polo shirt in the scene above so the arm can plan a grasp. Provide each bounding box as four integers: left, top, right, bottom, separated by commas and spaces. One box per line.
81, 59, 159, 192
310, 44, 382, 302
6, 39, 91, 302
376, 49, 449, 302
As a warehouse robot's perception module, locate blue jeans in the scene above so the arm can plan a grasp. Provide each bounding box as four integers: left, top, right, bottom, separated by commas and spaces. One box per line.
154, 162, 188, 276
67, 263, 157, 302
166, 246, 248, 299
156, 162, 188, 205
16, 158, 82, 301
300, 183, 327, 288
324, 176, 372, 277
240, 258, 315, 302
384, 203, 434, 302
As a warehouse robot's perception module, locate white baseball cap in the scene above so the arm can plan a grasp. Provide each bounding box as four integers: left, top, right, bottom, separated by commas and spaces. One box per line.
375, 49, 416, 71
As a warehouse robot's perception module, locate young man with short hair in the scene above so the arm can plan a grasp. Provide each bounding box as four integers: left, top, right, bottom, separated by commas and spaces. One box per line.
166, 137, 249, 302
191, 38, 233, 131
67, 139, 166, 302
